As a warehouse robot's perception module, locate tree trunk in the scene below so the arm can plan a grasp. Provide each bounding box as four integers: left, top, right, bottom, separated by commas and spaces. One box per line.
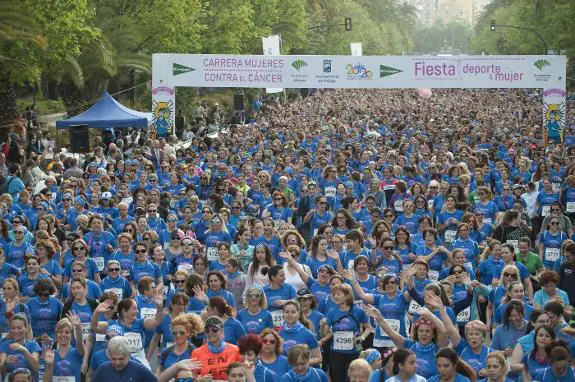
0, 75, 18, 143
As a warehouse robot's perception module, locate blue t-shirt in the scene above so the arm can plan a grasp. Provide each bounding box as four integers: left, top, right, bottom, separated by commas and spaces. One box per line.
535, 366, 575, 382
53, 347, 83, 381
279, 325, 318, 356
237, 308, 273, 334
264, 283, 297, 311
160, 345, 194, 370
491, 321, 528, 351
326, 305, 368, 354
455, 339, 493, 376
0, 339, 42, 381
26, 296, 64, 338
261, 354, 290, 378
280, 367, 329, 382
523, 351, 550, 380
372, 292, 409, 347
428, 374, 470, 382
223, 316, 246, 345
92, 360, 157, 382
404, 338, 439, 378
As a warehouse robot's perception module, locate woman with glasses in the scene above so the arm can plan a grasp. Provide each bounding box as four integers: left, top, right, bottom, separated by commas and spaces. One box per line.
263, 192, 293, 226
538, 216, 568, 270
0, 279, 31, 338
0, 313, 41, 381
238, 283, 273, 335
487, 264, 521, 331
122, 221, 138, 242
258, 328, 289, 377
171, 237, 195, 273
150, 244, 174, 298
64, 238, 101, 283
26, 278, 62, 344
159, 213, 183, 249
194, 207, 213, 243
145, 203, 166, 232
157, 312, 203, 374
99, 260, 133, 301
492, 244, 533, 302
110, 235, 138, 279
347, 270, 410, 350
330, 208, 355, 237
148, 292, 190, 356
5, 226, 33, 269
130, 242, 162, 287
303, 196, 333, 241
204, 217, 232, 265
96, 192, 119, 220
18, 255, 50, 298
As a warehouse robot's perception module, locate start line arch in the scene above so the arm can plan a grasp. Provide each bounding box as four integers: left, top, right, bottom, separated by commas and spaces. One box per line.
151, 54, 566, 141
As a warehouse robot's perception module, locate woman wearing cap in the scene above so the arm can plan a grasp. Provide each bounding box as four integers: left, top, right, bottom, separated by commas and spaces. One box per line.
237, 284, 273, 335
96, 192, 120, 219
0, 313, 41, 381
204, 216, 232, 264
366, 303, 449, 379
157, 312, 203, 374
295, 288, 324, 337
91, 285, 164, 368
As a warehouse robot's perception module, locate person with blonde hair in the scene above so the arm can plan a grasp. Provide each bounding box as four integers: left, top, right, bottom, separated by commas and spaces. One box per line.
280, 344, 329, 382
347, 358, 372, 382
157, 312, 203, 373
42, 313, 85, 381
478, 351, 509, 382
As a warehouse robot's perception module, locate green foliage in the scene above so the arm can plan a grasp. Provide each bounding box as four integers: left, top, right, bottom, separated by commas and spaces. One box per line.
414, 21, 473, 54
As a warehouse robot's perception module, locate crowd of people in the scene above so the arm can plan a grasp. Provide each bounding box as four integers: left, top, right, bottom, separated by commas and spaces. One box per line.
0, 88, 574, 382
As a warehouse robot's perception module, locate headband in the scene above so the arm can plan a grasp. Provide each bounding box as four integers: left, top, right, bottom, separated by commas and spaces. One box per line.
248, 284, 265, 295
365, 350, 382, 364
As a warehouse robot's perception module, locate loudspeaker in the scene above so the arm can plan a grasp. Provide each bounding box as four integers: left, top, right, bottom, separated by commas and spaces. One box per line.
234, 94, 245, 111
69, 124, 90, 153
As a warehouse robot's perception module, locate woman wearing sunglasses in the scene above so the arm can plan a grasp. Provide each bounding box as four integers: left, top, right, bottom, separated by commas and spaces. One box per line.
0, 313, 41, 381
83, 215, 117, 270
148, 292, 190, 356
172, 238, 195, 274
110, 235, 138, 278
486, 264, 521, 331
538, 216, 568, 270
64, 239, 100, 283
5, 226, 34, 269
258, 328, 289, 377
157, 312, 203, 374
130, 242, 162, 288
237, 284, 273, 335
99, 260, 133, 302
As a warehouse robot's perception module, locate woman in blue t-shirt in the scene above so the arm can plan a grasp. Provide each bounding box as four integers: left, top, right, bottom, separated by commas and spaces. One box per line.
278, 300, 322, 367
158, 312, 202, 373
259, 328, 290, 378
427, 347, 476, 382
43, 314, 85, 382
237, 284, 273, 335
0, 313, 41, 381
534, 341, 575, 381
280, 344, 329, 382
520, 325, 555, 381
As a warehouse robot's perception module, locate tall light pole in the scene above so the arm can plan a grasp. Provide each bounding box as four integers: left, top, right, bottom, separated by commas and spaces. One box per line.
490, 20, 548, 54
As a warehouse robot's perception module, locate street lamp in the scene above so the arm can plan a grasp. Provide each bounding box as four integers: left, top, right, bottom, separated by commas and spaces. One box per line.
308, 18, 352, 31
490, 20, 548, 54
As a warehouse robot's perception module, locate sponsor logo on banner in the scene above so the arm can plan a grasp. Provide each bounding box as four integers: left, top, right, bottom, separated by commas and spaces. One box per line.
534, 59, 551, 71
379, 65, 402, 78
291, 59, 307, 71
346, 63, 373, 79
315, 59, 338, 84
173, 63, 195, 76
323, 60, 332, 73
533, 59, 552, 82
151, 86, 175, 95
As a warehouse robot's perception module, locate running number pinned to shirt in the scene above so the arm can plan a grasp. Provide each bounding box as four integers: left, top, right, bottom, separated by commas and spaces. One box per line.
545, 247, 561, 262
333, 331, 354, 351
271, 310, 284, 328
206, 247, 219, 263
444, 230, 457, 243
124, 332, 143, 353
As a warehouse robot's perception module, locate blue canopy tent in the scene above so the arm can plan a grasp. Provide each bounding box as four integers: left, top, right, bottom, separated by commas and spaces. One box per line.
56, 91, 152, 129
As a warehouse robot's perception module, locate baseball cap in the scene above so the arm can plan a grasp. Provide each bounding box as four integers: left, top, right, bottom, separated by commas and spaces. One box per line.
205, 316, 223, 329
296, 288, 312, 299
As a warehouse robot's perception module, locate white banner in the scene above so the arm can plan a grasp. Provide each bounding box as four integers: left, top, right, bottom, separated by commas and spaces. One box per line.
351, 43, 362, 57
262, 36, 283, 94
153, 54, 566, 90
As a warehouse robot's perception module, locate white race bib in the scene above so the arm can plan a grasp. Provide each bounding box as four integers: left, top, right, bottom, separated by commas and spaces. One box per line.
483, 218, 493, 226
428, 199, 434, 210
545, 247, 561, 262
333, 331, 354, 351
394, 200, 404, 212
273, 220, 282, 230
96, 333, 107, 342
125, 332, 143, 353
325, 187, 336, 198
553, 183, 561, 193
464, 262, 473, 270
409, 299, 422, 314
383, 184, 395, 191
542, 205, 551, 217
347, 260, 355, 271
93, 257, 105, 272
384, 318, 400, 332
106, 288, 123, 301
428, 270, 439, 282
271, 310, 284, 327
53, 377, 75, 382
163, 284, 170, 298
457, 307, 471, 323
206, 247, 219, 262
177, 263, 194, 274
120, 269, 130, 278
140, 307, 157, 320
444, 230, 457, 243
567, 202, 575, 213
81, 323, 91, 340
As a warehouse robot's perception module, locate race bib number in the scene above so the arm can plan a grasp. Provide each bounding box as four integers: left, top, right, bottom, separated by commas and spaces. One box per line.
483, 218, 492, 226
553, 183, 561, 193
542, 205, 551, 217
347, 260, 355, 270
428, 270, 439, 282
106, 288, 123, 301
271, 310, 284, 327
457, 307, 471, 323
96, 333, 106, 342
383, 319, 400, 333
163, 284, 170, 298
273, 220, 282, 230
81, 323, 91, 340
444, 230, 457, 243
464, 262, 473, 270
140, 307, 157, 320
567, 202, 575, 213
93, 257, 105, 272
53, 377, 75, 382
409, 299, 422, 314
428, 199, 434, 210
333, 331, 354, 351
125, 332, 143, 353
120, 269, 130, 278
177, 263, 194, 274
394, 200, 404, 212
545, 247, 561, 262
206, 247, 219, 263
325, 187, 336, 198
